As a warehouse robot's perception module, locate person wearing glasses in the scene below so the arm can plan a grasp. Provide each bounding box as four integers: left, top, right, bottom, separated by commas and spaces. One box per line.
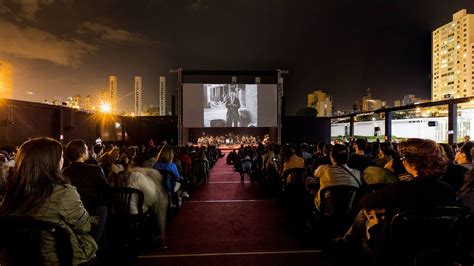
333, 139, 456, 262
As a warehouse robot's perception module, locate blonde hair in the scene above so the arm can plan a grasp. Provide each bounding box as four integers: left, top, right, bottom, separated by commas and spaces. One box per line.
157, 145, 174, 163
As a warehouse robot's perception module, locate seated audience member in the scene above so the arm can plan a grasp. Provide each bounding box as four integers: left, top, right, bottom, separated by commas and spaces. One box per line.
98, 147, 123, 180
153, 145, 189, 197
347, 138, 373, 173
314, 144, 361, 210
63, 139, 109, 242
226, 150, 237, 165
373, 142, 395, 168
313, 143, 332, 169
362, 166, 398, 185
440, 143, 469, 192
131, 166, 169, 234
194, 150, 209, 183
0, 138, 97, 264
241, 154, 252, 181
383, 156, 411, 180
262, 145, 277, 172
300, 143, 313, 162
0, 153, 11, 200
0, 145, 17, 167
110, 166, 169, 248
457, 155, 474, 264
464, 135, 471, 144
459, 169, 474, 214
85, 144, 103, 165
281, 144, 305, 174
455, 142, 473, 170
314, 142, 326, 159
340, 139, 456, 258
179, 147, 192, 170
142, 147, 159, 168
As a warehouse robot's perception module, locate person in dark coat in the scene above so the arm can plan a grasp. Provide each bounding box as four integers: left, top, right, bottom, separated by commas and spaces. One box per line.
225, 89, 240, 127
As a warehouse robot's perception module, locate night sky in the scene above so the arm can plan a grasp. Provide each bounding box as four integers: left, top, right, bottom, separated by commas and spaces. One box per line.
1, 0, 474, 114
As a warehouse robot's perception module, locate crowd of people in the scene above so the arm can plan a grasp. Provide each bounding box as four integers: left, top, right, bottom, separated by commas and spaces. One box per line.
225, 138, 474, 265
0, 138, 220, 264
0, 134, 473, 264
197, 133, 270, 147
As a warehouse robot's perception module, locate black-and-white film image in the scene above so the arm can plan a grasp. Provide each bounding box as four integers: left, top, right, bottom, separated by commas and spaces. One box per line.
203, 84, 258, 127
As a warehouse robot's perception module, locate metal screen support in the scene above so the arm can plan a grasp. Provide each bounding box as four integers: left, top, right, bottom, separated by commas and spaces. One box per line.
277, 70, 283, 144
385, 111, 392, 142
171, 68, 183, 146
448, 103, 458, 145
349, 116, 354, 138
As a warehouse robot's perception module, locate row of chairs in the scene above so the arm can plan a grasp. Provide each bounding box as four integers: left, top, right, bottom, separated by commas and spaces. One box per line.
278, 168, 473, 265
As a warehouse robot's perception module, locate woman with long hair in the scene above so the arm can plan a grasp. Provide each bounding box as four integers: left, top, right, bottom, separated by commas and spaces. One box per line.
153, 145, 188, 197
0, 137, 97, 264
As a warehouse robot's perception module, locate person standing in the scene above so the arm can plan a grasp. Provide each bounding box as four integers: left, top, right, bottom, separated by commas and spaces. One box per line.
225, 88, 240, 127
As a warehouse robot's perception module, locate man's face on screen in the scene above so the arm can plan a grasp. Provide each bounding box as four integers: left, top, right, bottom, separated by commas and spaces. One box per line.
230, 91, 235, 97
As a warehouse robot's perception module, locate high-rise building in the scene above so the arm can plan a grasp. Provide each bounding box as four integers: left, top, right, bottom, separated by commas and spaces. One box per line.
159, 76, 166, 116
432, 9, 474, 101
99, 88, 107, 104
307, 90, 333, 117
72, 94, 81, 109
134, 76, 142, 116
109, 76, 117, 113
84, 95, 92, 111
0, 60, 13, 99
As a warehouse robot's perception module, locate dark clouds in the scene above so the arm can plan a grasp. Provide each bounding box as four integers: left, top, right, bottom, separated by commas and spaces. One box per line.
1, 0, 474, 113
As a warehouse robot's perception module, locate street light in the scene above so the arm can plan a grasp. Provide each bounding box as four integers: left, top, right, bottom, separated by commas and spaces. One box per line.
100, 102, 111, 113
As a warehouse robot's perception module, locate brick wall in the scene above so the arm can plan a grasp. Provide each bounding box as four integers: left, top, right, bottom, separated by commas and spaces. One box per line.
244, 86, 258, 125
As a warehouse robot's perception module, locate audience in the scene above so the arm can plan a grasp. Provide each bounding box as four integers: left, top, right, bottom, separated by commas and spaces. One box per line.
63, 139, 109, 243
313, 144, 361, 210
339, 139, 456, 263
0, 138, 98, 264
281, 144, 305, 174
347, 138, 373, 173
373, 142, 394, 168
153, 145, 188, 197
1, 134, 473, 265
362, 165, 398, 185
441, 143, 470, 192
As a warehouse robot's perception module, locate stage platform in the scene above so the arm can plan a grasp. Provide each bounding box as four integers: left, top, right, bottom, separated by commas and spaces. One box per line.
191, 143, 256, 151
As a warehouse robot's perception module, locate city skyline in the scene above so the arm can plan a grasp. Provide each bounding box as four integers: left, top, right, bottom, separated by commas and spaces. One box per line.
2, 1, 474, 113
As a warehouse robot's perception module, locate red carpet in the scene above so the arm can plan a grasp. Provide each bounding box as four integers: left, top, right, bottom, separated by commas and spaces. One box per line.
138, 153, 325, 265
189, 183, 266, 201
139, 252, 325, 266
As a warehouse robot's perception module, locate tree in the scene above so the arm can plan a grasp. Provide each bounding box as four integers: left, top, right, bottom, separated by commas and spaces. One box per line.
296, 107, 318, 117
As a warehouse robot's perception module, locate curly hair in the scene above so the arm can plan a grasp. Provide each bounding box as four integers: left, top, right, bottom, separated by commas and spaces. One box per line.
398, 138, 447, 178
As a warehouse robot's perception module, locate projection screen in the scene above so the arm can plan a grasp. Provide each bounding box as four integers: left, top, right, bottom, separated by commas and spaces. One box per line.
183, 83, 277, 128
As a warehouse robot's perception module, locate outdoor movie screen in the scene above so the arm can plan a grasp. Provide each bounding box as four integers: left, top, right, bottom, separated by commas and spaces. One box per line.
183, 83, 277, 128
